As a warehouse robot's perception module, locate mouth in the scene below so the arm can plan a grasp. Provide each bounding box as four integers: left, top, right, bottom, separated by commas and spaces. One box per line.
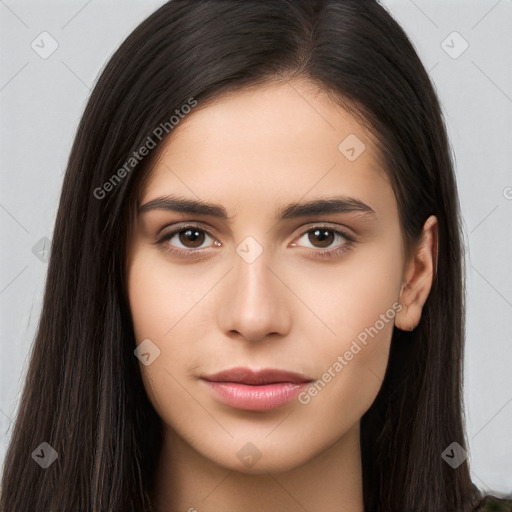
201, 367, 314, 411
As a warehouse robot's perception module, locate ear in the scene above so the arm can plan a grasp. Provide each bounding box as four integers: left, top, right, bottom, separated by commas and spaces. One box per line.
395, 215, 438, 332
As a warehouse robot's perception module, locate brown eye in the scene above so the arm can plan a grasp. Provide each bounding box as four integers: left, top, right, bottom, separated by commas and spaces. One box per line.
308, 228, 335, 248
177, 228, 206, 248
158, 225, 218, 254
293, 225, 355, 258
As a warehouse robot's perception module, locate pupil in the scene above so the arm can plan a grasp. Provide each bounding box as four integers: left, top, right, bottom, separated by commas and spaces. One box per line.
311, 229, 333, 248
180, 229, 204, 248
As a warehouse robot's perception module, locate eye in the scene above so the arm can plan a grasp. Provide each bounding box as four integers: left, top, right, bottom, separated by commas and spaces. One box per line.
158, 224, 220, 254
297, 227, 347, 249
292, 225, 355, 258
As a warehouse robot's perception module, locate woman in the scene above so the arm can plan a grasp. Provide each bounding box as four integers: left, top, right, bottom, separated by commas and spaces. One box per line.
1, 1, 511, 510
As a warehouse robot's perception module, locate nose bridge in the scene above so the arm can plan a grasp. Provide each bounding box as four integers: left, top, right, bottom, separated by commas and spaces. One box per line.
234, 243, 274, 305
219, 234, 292, 342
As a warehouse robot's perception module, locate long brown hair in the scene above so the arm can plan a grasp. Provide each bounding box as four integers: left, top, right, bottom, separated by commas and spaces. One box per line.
0, 1, 487, 510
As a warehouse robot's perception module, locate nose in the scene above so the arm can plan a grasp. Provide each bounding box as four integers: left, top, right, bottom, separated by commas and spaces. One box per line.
217, 244, 292, 344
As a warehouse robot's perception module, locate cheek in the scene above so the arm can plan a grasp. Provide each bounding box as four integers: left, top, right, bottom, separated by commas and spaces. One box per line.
292, 239, 402, 413
127, 250, 212, 417
127, 250, 209, 341
128, 252, 168, 341
294, 237, 402, 353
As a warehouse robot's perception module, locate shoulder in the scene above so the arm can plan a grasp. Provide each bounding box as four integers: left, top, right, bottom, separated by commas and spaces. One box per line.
474, 494, 512, 511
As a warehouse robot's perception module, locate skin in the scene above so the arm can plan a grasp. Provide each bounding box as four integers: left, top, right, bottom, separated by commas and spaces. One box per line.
125, 78, 437, 512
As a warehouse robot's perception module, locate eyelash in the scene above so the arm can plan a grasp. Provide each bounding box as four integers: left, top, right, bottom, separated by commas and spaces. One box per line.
156, 224, 356, 260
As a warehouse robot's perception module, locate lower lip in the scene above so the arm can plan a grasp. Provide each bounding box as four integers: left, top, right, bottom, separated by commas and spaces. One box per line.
203, 380, 307, 411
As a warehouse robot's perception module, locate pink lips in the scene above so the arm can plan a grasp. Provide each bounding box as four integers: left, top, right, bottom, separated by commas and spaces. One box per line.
201, 367, 313, 411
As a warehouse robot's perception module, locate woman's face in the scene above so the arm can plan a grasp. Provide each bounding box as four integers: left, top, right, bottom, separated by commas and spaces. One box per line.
126, 79, 408, 473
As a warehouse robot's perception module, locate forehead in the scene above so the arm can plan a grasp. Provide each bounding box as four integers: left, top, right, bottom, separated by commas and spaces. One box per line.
139, 79, 391, 217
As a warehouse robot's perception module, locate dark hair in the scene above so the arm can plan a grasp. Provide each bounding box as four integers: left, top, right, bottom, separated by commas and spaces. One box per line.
1, 1, 504, 510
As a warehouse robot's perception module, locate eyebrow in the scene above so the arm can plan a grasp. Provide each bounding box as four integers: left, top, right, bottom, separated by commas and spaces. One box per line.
138, 194, 376, 220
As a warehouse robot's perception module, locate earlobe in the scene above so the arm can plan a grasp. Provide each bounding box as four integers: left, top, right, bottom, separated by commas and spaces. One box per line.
395, 302, 422, 331
395, 215, 438, 332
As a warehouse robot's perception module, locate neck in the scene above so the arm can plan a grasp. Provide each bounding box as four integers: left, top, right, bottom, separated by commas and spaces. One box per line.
151, 422, 365, 512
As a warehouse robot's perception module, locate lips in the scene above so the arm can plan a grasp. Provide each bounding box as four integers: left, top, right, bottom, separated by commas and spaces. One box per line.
201, 367, 313, 411
202, 367, 313, 386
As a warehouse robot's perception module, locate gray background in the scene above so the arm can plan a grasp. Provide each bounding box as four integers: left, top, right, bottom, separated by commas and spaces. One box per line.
1, 0, 511, 494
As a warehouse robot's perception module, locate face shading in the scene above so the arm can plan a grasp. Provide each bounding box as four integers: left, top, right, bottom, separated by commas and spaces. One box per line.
125, 78, 428, 478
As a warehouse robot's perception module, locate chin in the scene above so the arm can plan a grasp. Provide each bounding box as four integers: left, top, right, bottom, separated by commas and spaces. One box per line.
199, 437, 321, 475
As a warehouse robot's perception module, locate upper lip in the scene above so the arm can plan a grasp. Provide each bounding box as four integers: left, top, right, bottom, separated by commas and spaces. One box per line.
202, 367, 313, 385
